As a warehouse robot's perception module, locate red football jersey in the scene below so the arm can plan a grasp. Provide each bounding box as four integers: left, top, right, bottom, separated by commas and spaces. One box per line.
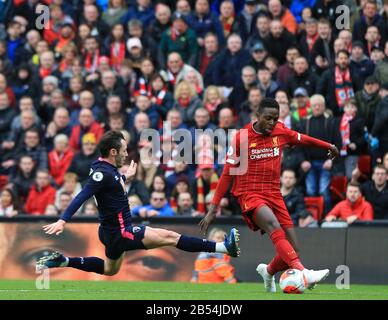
212, 121, 332, 206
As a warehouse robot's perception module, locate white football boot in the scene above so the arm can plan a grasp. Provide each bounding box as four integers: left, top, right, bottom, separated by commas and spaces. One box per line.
303, 269, 330, 289
256, 263, 276, 293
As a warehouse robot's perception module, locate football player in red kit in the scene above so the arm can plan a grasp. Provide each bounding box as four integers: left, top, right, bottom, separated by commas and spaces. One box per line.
199, 98, 339, 292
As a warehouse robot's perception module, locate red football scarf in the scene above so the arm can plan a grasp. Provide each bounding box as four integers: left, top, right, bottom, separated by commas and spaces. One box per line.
196, 173, 219, 214
220, 15, 235, 37
335, 66, 354, 109
84, 49, 100, 73
110, 42, 126, 68
340, 113, 354, 156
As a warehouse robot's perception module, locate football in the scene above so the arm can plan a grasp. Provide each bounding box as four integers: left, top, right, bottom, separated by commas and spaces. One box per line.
279, 269, 307, 294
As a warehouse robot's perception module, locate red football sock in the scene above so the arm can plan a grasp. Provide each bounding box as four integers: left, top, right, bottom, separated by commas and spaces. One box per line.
267, 255, 289, 276
269, 228, 304, 271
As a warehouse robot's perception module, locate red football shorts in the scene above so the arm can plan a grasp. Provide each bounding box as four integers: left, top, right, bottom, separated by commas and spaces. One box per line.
238, 193, 294, 232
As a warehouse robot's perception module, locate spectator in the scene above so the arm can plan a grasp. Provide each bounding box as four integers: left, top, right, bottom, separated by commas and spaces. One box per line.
277, 46, 300, 88
219, 0, 246, 41
83, 200, 98, 216
45, 107, 72, 151
102, 23, 127, 73
312, 0, 341, 28
184, 69, 205, 98
93, 70, 128, 110
196, 33, 221, 87
148, 3, 172, 44
69, 108, 105, 152
101, 0, 127, 27
263, 19, 296, 65
247, 41, 268, 72
127, 19, 158, 60
150, 175, 167, 194
176, 0, 192, 16
186, 0, 225, 47
160, 52, 202, 92
202, 85, 228, 124
191, 227, 237, 283
281, 169, 315, 227
177, 192, 199, 216
300, 94, 341, 212
257, 66, 279, 98
192, 163, 219, 215
364, 25, 383, 57
370, 82, 388, 158
70, 90, 102, 126
237, 0, 262, 39
48, 134, 74, 187
311, 18, 334, 75
121, 0, 155, 29
13, 128, 48, 170
68, 133, 100, 184
268, 0, 297, 34
213, 34, 251, 88
24, 169, 56, 215
353, 0, 387, 45
290, 0, 315, 25
245, 13, 271, 51
129, 94, 160, 130
355, 75, 381, 131
8, 155, 37, 202
132, 191, 175, 217
228, 65, 257, 113
286, 56, 319, 97
317, 50, 362, 116
290, 87, 312, 125
350, 41, 375, 83
325, 182, 374, 223
148, 73, 174, 120
299, 18, 319, 58
80, 4, 110, 40
54, 172, 82, 210
0, 189, 19, 217
337, 98, 366, 179
159, 12, 198, 68
359, 165, 388, 219
134, 57, 156, 97
238, 87, 262, 128
374, 41, 388, 85
172, 80, 202, 127
0, 92, 16, 142
43, 4, 74, 45
57, 192, 72, 215
6, 21, 24, 66
190, 108, 217, 145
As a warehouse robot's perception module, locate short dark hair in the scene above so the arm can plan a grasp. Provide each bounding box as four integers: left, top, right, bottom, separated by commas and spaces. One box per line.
336, 49, 350, 58
258, 97, 279, 113
98, 131, 125, 158
347, 181, 361, 191
373, 164, 388, 175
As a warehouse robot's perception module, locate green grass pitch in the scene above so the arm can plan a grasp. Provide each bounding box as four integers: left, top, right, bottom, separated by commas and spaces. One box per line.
0, 280, 387, 300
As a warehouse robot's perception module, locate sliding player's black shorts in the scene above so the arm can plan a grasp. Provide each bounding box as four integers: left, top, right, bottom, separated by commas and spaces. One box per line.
98, 225, 147, 260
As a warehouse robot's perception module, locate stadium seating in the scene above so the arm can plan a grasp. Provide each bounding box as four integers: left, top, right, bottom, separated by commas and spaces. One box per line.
330, 176, 348, 204
0, 176, 8, 190
304, 196, 324, 222
358, 155, 372, 177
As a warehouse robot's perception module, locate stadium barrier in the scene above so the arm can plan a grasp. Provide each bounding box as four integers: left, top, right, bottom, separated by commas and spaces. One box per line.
0, 217, 387, 284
